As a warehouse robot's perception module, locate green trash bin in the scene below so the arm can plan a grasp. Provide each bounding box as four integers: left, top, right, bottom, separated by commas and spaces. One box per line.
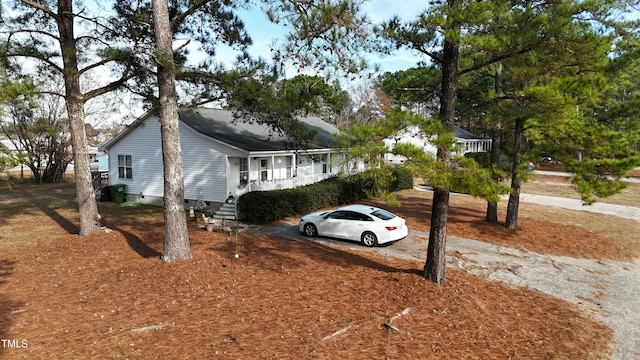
110, 184, 126, 203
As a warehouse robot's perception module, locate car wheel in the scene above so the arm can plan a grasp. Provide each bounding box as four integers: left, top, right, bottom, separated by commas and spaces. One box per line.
361, 232, 378, 247
303, 223, 317, 237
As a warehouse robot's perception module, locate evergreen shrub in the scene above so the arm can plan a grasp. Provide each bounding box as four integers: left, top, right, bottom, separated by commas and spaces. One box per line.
237, 167, 414, 223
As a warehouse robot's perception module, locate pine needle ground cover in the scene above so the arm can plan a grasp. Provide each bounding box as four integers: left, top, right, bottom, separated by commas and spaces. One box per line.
1, 172, 637, 359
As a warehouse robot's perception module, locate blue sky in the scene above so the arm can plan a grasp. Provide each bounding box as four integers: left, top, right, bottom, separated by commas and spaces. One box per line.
103, 1, 432, 124
210, 1, 429, 76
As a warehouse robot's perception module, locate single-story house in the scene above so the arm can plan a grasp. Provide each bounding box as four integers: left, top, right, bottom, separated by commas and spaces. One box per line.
383, 126, 492, 163
99, 108, 363, 214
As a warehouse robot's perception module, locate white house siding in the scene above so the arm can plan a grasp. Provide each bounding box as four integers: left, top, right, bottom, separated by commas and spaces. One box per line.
103, 110, 365, 206
384, 126, 491, 163
227, 157, 242, 197
180, 124, 238, 204
107, 117, 164, 203
297, 153, 335, 183
107, 116, 245, 205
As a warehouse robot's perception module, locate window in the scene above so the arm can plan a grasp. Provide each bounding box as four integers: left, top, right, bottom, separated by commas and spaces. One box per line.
239, 158, 248, 186
328, 210, 350, 220
371, 209, 395, 220
349, 211, 372, 221
118, 155, 132, 179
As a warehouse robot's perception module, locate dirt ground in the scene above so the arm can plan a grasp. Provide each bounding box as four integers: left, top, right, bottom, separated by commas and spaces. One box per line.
1, 171, 638, 359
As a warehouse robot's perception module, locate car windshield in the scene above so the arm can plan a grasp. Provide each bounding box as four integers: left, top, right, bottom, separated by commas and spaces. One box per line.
370, 209, 395, 220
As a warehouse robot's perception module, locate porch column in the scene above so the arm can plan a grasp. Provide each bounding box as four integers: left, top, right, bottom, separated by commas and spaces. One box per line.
292, 153, 297, 187
271, 155, 275, 180
247, 155, 252, 191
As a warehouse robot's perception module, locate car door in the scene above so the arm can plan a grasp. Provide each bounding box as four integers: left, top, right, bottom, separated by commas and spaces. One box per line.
345, 211, 373, 240
317, 210, 349, 238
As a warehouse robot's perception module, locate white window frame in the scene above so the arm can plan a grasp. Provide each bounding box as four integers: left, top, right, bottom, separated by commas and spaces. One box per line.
118, 154, 133, 179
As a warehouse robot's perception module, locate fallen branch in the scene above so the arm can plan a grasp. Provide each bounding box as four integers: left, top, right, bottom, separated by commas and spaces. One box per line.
227, 333, 240, 344
383, 307, 411, 333
389, 307, 410, 323
7, 309, 25, 316
321, 326, 351, 341
383, 323, 400, 332
131, 324, 168, 333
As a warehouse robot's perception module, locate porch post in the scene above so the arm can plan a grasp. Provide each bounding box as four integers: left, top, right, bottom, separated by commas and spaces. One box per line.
271, 155, 275, 180
292, 153, 297, 187
247, 155, 252, 191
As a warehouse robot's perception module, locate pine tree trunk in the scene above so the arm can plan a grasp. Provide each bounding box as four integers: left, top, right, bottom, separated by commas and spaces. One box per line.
486, 64, 503, 223
485, 127, 501, 223
505, 117, 525, 230
57, 0, 101, 235
153, 0, 192, 263
424, 188, 450, 284
423, 0, 460, 285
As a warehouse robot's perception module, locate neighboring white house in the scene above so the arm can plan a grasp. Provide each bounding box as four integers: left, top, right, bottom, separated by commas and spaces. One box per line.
99, 108, 363, 210
383, 125, 492, 163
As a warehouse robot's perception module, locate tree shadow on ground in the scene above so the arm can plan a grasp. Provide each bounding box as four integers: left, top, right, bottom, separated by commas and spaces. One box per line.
18, 189, 80, 234
206, 230, 423, 277
99, 203, 165, 259
103, 222, 162, 259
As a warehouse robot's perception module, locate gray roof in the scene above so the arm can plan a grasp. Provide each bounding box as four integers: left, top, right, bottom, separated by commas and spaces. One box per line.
453, 127, 490, 140
101, 108, 339, 152
180, 108, 338, 151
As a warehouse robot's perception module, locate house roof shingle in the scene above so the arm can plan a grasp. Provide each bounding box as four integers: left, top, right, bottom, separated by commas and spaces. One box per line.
101, 108, 339, 152
453, 127, 489, 140
181, 108, 338, 152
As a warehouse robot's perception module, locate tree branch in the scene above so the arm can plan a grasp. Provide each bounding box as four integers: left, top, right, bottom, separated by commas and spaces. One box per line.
4, 50, 64, 74
172, 0, 210, 29
83, 72, 138, 101
19, 0, 57, 18
459, 46, 534, 76
5, 28, 60, 42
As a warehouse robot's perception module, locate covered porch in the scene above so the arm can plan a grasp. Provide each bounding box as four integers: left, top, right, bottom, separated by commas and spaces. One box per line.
229, 151, 360, 197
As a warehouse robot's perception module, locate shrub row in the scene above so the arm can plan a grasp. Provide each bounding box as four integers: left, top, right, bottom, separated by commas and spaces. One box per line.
238, 167, 413, 223
389, 166, 414, 191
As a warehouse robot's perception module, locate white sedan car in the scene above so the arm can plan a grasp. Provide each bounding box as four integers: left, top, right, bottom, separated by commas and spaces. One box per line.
298, 204, 408, 247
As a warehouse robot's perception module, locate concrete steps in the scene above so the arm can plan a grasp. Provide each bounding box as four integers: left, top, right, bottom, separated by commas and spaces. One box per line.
214, 202, 237, 220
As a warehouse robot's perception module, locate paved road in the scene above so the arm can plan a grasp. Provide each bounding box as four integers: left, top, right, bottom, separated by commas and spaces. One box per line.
418, 185, 640, 222
534, 170, 640, 183
251, 192, 640, 359
517, 193, 640, 221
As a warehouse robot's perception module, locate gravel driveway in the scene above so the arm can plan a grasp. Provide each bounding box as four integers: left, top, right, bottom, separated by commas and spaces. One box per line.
252, 195, 640, 359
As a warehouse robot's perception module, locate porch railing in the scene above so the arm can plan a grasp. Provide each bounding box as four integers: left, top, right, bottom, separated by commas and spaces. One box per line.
235, 173, 335, 197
